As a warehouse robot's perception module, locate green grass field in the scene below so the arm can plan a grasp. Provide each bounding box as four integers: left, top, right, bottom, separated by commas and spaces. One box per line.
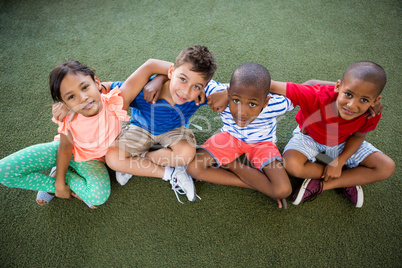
1, 0, 401, 267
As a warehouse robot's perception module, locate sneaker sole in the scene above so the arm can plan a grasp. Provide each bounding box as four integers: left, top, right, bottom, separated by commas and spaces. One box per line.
292, 178, 311, 205
355, 185, 364, 208
185, 180, 196, 201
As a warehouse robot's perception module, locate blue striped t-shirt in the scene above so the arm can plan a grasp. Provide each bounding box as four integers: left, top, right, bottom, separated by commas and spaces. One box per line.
212, 90, 294, 143
111, 79, 227, 135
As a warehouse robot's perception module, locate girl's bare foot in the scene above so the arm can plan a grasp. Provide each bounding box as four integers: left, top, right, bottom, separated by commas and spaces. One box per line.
71, 192, 98, 209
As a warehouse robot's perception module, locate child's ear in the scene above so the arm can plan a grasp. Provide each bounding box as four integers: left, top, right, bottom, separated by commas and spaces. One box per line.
371, 95, 382, 107
94, 77, 101, 89
263, 95, 270, 108
167, 64, 174, 79
334, 80, 341, 93
226, 86, 230, 97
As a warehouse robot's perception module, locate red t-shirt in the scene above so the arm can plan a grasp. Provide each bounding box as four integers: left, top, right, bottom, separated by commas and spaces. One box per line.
286, 83, 381, 146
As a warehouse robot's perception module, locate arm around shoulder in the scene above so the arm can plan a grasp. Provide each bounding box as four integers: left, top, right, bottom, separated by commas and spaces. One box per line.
270, 80, 287, 96
120, 59, 172, 109
302, 80, 336, 86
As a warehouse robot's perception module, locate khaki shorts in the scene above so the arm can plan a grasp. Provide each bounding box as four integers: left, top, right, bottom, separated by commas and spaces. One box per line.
114, 125, 196, 156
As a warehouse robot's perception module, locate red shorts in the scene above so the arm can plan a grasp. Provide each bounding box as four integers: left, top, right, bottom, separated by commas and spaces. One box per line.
201, 132, 282, 171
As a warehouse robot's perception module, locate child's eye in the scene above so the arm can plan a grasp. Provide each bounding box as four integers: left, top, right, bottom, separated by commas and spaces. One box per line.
233, 99, 240, 104
180, 77, 186, 82
82, 85, 89, 91
249, 103, 257, 107
345, 92, 352, 98
361, 98, 369, 103
193, 85, 201, 91
67, 95, 75, 100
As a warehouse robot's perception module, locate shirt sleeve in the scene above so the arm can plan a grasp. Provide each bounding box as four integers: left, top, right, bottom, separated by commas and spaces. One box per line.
359, 112, 382, 133
286, 82, 319, 108
111, 81, 125, 90
204, 79, 227, 97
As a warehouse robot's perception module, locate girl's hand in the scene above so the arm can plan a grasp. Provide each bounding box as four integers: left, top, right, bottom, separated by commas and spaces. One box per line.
55, 182, 72, 199
143, 75, 168, 104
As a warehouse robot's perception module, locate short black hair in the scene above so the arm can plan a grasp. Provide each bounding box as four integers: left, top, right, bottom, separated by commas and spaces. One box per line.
230, 62, 271, 96
49, 60, 96, 102
341, 61, 387, 96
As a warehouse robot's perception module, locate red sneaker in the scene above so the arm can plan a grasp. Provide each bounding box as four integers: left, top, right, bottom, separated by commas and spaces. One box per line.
342, 186, 364, 208
292, 178, 323, 205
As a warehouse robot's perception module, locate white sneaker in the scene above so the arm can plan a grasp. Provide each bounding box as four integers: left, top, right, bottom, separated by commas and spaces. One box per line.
116, 171, 132, 186
170, 166, 196, 202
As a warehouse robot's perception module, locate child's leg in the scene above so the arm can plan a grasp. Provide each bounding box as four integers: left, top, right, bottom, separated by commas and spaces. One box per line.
0, 141, 59, 192
144, 127, 196, 167
282, 128, 326, 179
106, 146, 165, 178
322, 152, 395, 191
228, 160, 291, 199
187, 148, 251, 187
67, 159, 111, 206
106, 125, 165, 178
283, 149, 325, 179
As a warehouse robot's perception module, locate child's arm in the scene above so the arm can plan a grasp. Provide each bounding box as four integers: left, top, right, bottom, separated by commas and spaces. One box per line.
55, 133, 74, 199
52, 103, 73, 122
303, 80, 336, 86
270, 80, 288, 96
142, 75, 169, 104
322, 131, 366, 181
207, 88, 229, 113
120, 59, 172, 110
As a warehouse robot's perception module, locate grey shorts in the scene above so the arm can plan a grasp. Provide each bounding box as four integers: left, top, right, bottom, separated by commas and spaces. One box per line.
283, 126, 380, 168
114, 125, 196, 156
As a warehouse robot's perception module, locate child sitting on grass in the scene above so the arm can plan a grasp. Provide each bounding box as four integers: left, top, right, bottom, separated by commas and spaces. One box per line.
103, 46, 228, 203
186, 62, 294, 208
270, 61, 395, 208
0, 59, 171, 208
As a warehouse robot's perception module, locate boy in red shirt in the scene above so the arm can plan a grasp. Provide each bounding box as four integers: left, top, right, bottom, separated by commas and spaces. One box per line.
270, 61, 395, 207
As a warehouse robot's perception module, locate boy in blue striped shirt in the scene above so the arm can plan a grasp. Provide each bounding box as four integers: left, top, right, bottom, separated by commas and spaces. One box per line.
186, 62, 294, 208
104, 46, 228, 203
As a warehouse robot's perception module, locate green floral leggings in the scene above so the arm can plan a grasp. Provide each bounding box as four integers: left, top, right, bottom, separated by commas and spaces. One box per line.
0, 141, 110, 205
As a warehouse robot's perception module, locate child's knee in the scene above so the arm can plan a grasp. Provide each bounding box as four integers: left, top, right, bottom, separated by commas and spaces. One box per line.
172, 144, 196, 164
282, 156, 304, 178
273, 183, 292, 199
375, 154, 395, 181
105, 147, 120, 169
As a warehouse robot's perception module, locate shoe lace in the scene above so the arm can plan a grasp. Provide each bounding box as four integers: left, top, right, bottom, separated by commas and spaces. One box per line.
303, 180, 323, 203
169, 178, 186, 204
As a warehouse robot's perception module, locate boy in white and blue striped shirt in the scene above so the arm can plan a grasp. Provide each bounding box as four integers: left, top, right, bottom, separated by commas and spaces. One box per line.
187, 62, 294, 208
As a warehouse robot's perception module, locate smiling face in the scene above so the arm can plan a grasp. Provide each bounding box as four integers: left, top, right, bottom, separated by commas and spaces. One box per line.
167, 63, 209, 104
228, 84, 270, 127
334, 77, 381, 120
59, 72, 103, 117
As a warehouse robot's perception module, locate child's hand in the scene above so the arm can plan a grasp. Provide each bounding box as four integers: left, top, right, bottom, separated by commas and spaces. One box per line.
207, 88, 229, 113
196, 90, 206, 105
52, 102, 76, 122
55, 182, 72, 199
367, 100, 382, 119
143, 75, 167, 104
322, 160, 344, 181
